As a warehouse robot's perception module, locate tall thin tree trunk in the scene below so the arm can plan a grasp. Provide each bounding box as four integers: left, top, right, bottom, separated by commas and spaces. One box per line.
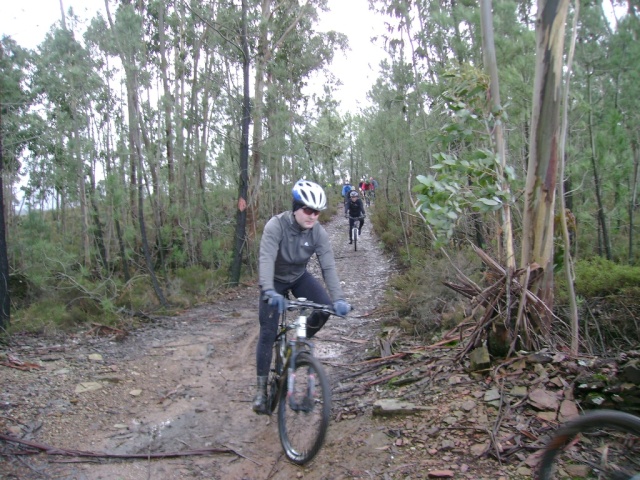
105, 0, 167, 308
87, 125, 107, 271
104, 94, 130, 281
0, 58, 10, 329
587, 71, 612, 260
479, 0, 516, 269
246, 0, 271, 239
630, 139, 639, 264
71, 111, 91, 268
230, 0, 251, 286
158, 2, 175, 195
558, 0, 580, 355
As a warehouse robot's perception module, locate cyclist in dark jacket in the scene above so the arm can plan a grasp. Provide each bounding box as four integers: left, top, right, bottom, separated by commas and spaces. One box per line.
346, 190, 365, 244
253, 180, 351, 414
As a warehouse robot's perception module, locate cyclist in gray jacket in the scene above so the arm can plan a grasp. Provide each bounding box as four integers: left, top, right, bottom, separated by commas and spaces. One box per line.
253, 179, 351, 414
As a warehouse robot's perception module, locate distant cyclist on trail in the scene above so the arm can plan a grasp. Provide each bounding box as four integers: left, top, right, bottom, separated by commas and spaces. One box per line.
368, 177, 378, 203
253, 179, 351, 414
346, 190, 365, 245
341, 179, 352, 214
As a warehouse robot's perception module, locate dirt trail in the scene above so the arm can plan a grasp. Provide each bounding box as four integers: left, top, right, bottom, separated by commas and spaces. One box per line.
1, 204, 534, 479
0, 204, 394, 479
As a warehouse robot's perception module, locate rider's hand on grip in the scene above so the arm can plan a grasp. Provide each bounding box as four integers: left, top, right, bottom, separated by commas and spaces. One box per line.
263, 289, 285, 314
333, 300, 350, 316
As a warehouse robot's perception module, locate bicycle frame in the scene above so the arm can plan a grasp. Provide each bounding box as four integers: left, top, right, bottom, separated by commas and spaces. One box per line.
349, 215, 362, 251
282, 305, 316, 411
270, 299, 332, 411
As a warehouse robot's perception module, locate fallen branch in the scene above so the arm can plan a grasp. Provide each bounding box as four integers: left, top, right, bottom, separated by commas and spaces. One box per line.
0, 354, 43, 371
364, 366, 415, 387
0, 434, 239, 460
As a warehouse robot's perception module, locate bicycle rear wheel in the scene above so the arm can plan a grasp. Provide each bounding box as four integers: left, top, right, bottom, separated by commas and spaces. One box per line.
537, 409, 640, 479
278, 351, 331, 465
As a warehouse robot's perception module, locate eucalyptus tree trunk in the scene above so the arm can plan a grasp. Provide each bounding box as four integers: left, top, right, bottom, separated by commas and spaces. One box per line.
230, 0, 251, 286
158, 2, 175, 197
105, 0, 168, 308
103, 92, 131, 281
0, 83, 10, 329
87, 120, 108, 271
586, 70, 612, 260
479, 0, 516, 270
630, 139, 639, 264
175, 0, 187, 218
71, 124, 91, 267
187, 29, 212, 254
521, 0, 570, 317
247, 0, 272, 238
60, 4, 91, 268
137, 96, 167, 274
559, 0, 580, 354
247, 0, 310, 236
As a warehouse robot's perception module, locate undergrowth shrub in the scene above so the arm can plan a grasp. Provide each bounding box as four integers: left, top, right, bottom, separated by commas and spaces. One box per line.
369, 196, 486, 340
370, 203, 408, 255
10, 295, 119, 335
573, 257, 640, 297
384, 246, 482, 339
554, 257, 640, 354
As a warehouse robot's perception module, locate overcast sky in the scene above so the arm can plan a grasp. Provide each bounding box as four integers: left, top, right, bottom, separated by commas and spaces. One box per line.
0, 0, 387, 114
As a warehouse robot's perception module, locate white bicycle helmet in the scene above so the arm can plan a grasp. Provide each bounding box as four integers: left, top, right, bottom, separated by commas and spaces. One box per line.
292, 180, 327, 210
349, 190, 359, 198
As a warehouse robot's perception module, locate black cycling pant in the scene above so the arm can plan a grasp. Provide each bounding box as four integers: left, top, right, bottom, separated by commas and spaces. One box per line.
256, 271, 331, 376
349, 217, 365, 240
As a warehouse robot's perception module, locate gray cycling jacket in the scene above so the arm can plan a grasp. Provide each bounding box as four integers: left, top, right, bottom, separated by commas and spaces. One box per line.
259, 211, 345, 302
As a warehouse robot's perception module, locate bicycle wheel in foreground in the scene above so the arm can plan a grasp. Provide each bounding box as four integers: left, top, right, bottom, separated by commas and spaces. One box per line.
537, 409, 640, 480
353, 227, 358, 251
278, 351, 331, 465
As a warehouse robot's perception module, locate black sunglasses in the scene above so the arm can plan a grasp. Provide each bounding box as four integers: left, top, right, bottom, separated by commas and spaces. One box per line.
302, 207, 320, 216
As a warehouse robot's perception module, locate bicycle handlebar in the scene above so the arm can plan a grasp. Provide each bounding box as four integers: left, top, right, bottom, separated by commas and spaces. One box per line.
284, 298, 353, 318
261, 295, 353, 318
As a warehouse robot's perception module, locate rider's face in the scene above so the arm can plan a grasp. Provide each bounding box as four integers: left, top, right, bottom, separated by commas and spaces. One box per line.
294, 207, 319, 229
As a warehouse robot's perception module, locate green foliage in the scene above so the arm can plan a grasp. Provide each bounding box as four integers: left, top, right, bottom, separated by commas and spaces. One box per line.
384, 247, 482, 338
414, 67, 514, 241
367, 197, 481, 338
202, 238, 233, 271
10, 295, 119, 335
571, 258, 640, 298
115, 276, 159, 312
169, 266, 219, 300
11, 214, 78, 289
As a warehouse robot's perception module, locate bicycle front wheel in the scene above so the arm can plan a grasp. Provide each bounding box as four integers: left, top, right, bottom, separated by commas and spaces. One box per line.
537, 409, 640, 479
278, 351, 331, 465
353, 227, 358, 251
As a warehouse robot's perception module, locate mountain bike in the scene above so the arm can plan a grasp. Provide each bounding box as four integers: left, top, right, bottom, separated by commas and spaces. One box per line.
349, 216, 363, 251
263, 297, 347, 465
364, 190, 372, 207
537, 409, 640, 479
